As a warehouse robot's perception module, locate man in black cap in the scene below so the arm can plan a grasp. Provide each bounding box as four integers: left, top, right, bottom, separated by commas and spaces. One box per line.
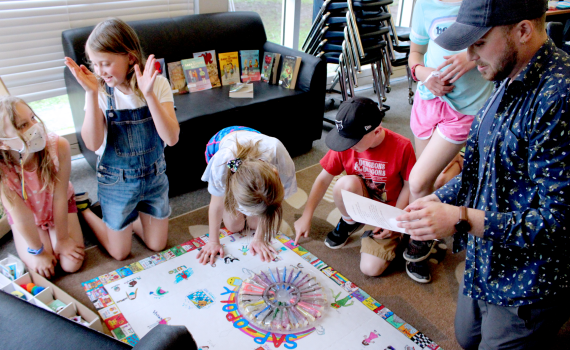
294, 97, 416, 278
397, 0, 570, 348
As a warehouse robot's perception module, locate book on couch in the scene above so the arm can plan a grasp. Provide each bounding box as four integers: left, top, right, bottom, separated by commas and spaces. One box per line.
193, 50, 221, 88
279, 55, 301, 89
166, 61, 189, 94
229, 81, 253, 98
181, 57, 212, 93
239, 50, 260, 82
218, 51, 240, 86
261, 52, 275, 83
154, 58, 167, 80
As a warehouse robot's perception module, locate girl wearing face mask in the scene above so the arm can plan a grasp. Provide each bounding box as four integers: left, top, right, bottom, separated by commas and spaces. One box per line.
0, 96, 86, 278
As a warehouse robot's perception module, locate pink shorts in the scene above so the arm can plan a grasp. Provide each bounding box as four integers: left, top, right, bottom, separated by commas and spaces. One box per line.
410, 93, 474, 144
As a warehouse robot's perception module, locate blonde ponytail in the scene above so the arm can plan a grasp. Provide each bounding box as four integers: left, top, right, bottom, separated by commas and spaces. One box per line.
224, 137, 284, 242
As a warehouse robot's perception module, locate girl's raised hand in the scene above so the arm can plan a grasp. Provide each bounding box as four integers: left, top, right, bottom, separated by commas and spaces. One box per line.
64, 57, 98, 93
134, 54, 159, 98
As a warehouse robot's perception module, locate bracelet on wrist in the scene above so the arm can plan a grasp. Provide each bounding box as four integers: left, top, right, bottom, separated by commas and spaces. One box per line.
27, 244, 44, 255
410, 63, 425, 82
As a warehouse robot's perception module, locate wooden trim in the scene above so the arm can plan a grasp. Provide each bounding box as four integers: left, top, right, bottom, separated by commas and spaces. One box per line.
0, 77, 9, 96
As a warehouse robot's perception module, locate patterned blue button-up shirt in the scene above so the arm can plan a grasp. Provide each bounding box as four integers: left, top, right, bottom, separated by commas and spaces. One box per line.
435, 39, 570, 306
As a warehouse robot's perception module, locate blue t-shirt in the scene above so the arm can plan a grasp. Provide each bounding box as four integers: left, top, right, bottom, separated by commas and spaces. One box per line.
410, 0, 492, 116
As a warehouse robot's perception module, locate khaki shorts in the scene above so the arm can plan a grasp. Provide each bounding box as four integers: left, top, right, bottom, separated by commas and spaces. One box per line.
353, 175, 400, 261
361, 235, 400, 261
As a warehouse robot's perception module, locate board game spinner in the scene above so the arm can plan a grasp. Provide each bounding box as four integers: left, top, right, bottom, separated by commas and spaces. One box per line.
82, 229, 441, 349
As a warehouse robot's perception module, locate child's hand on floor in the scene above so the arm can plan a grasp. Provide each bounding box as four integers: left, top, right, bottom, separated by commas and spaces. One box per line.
293, 215, 312, 245
197, 242, 224, 265
54, 237, 85, 262
31, 251, 58, 279
249, 240, 278, 262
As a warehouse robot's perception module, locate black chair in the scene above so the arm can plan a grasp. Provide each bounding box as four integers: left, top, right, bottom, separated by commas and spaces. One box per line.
387, 24, 414, 104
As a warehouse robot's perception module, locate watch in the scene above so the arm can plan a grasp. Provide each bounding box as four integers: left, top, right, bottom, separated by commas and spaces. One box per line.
455, 206, 471, 233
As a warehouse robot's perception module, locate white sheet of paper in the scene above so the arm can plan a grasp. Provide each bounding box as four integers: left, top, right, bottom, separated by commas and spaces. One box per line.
341, 189, 407, 234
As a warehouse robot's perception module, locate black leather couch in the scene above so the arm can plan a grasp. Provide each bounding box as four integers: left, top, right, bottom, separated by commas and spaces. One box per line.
0, 290, 198, 349
62, 11, 326, 196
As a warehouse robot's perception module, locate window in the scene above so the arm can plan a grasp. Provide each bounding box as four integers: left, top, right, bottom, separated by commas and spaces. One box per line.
298, 0, 313, 49
232, 0, 283, 44
29, 95, 74, 136
0, 0, 195, 103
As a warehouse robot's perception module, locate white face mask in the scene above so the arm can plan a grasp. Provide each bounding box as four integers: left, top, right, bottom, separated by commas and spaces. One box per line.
0, 123, 47, 153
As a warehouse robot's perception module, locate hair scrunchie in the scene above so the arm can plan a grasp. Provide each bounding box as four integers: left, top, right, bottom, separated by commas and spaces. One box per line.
227, 158, 242, 173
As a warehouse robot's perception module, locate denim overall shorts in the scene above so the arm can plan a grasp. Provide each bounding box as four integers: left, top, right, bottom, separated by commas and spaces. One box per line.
96, 86, 171, 231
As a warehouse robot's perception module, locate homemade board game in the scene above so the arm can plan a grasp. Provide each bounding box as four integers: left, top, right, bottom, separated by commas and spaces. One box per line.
82, 229, 441, 349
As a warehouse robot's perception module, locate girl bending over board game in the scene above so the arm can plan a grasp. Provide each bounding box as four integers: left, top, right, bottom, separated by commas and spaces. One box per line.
64, 18, 180, 261
198, 126, 297, 265
0, 96, 85, 278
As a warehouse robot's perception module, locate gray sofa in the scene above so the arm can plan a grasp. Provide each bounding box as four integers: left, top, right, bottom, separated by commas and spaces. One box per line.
62, 11, 326, 196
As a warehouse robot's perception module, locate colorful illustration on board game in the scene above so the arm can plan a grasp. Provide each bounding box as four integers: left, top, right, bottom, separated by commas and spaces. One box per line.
82, 229, 440, 349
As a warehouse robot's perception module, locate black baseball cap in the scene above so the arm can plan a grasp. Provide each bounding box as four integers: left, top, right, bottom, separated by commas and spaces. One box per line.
325, 97, 384, 152
434, 0, 548, 51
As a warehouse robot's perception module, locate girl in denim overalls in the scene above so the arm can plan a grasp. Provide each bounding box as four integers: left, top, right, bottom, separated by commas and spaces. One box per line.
64, 18, 180, 260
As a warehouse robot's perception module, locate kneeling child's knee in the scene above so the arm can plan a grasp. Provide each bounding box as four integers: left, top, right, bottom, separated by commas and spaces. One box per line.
360, 259, 390, 277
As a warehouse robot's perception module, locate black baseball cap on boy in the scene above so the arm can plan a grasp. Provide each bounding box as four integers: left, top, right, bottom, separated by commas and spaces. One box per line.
434, 0, 548, 51
325, 97, 384, 152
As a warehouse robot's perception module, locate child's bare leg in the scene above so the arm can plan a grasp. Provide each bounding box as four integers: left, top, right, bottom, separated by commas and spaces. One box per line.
246, 216, 259, 231
12, 226, 57, 278
135, 212, 168, 252
414, 136, 431, 159
360, 252, 390, 277
409, 132, 464, 202
48, 213, 85, 273
434, 154, 463, 190
222, 209, 246, 233
80, 209, 133, 260
332, 175, 366, 217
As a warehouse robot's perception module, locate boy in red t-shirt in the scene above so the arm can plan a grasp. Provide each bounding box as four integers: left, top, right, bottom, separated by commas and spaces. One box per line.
294, 98, 416, 277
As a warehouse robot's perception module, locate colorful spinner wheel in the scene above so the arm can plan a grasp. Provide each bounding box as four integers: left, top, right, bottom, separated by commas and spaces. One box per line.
237, 266, 327, 333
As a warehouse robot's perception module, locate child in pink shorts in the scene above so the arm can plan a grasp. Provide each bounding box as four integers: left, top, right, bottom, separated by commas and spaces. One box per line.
404, 0, 493, 283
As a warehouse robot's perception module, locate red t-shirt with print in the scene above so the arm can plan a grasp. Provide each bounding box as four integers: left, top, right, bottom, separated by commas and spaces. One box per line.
320, 128, 416, 207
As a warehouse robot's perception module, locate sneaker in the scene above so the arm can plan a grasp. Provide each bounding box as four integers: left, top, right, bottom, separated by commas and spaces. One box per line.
75, 192, 91, 212
324, 218, 364, 249
406, 261, 431, 284
403, 239, 436, 262
90, 201, 102, 218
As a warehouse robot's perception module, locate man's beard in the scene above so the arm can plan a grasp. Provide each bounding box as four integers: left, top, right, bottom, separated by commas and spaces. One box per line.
479, 36, 519, 82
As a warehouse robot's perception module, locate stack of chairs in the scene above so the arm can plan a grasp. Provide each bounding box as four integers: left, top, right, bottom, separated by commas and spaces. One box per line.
304, 0, 415, 116
388, 23, 415, 104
